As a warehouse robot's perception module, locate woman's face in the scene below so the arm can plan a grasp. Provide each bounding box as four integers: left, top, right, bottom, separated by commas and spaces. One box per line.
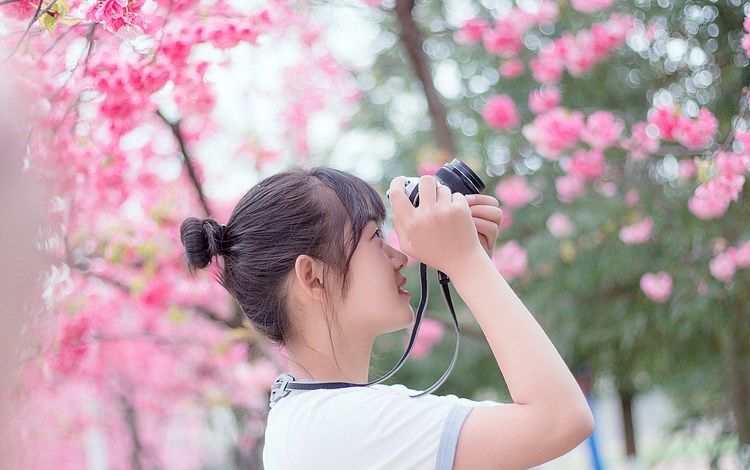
334, 220, 413, 340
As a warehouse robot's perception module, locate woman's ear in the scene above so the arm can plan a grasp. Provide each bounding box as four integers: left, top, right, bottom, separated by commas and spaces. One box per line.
293, 254, 327, 302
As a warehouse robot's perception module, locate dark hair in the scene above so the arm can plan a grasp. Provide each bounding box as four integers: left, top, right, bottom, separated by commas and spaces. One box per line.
180, 166, 386, 346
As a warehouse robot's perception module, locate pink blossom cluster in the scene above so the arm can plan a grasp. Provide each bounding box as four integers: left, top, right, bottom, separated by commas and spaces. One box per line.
530, 14, 634, 84
619, 217, 654, 245
709, 239, 750, 283
647, 106, 718, 150
620, 122, 660, 161
571, 0, 614, 13
83, 0, 150, 38
482, 94, 520, 130
494, 175, 538, 208
546, 212, 576, 238
742, 14, 750, 58
455, 2, 559, 53
408, 318, 446, 359
528, 86, 561, 115
640, 271, 673, 303
522, 107, 585, 160
492, 240, 529, 280
688, 152, 749, 219
1, 0, 38, 19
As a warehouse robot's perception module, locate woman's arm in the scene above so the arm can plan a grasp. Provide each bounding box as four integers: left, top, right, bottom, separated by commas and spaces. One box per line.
388, 175, 594, 470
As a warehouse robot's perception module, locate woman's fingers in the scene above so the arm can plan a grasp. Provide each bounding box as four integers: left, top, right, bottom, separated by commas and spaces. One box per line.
473, 217, 499, 257
469, 204, 503, 226
466, 194, 500, 207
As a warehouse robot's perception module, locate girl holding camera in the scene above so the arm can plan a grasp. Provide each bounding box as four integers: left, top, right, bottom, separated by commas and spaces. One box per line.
181, 166, 594, 470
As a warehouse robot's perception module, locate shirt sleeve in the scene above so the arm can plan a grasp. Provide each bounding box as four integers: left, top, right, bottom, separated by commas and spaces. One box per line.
284, 386, 506, 470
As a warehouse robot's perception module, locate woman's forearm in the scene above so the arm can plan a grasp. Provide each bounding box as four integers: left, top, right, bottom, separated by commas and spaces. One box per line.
448, 249, 593, 421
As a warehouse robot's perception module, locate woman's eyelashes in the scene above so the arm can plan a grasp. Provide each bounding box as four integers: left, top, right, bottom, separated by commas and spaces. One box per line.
372, 228, 383, 239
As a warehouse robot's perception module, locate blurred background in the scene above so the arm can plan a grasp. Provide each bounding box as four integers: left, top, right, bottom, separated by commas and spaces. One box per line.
1, 0, 749, 468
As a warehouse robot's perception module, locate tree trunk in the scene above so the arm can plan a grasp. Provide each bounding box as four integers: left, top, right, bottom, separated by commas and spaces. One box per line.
394, 0, 456, 157
620, 389, 637, 457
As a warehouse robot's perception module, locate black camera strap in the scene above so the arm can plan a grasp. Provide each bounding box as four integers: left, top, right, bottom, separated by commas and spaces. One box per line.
270, 261, 461, 406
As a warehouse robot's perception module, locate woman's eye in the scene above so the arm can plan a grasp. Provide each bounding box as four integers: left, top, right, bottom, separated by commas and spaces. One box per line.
373, 229, 382, 239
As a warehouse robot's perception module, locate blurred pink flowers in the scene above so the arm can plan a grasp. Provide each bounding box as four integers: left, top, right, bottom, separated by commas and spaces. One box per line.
640, 272, 673, 303
546, 212, 575, 238
494, 175, 538, 208
580, 111, 624, 150
492, 240, 529, 280
482, 95, 520, 130
619, 217, 653, 245
409, 318, 445, 359
528, 86, 561, 115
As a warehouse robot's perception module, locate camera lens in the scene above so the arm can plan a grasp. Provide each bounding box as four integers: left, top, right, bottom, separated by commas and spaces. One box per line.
403, 159, 485, 206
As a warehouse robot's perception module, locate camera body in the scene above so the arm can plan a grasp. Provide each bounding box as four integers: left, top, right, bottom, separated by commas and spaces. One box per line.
402, 159, 485, 206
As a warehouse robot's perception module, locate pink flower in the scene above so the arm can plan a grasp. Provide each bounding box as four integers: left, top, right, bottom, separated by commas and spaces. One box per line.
528, 86, 561, 115
2, 0, 37, 19
500, 59, 525, 78
455, 17, 490, 45
734, 131, 750, 152
531, 0, 560, 23
710, 252, 736, 283
716, 151, 750, 175
689, 170, 746, 220
494, 175, 538, 208
482, 95, 520, 130
731, 240, 750, 268
565, 149, 605, 180
409, 318, 445, 359
624, 189, 640, 207
678, 159, 698, 181
619, 217, 653, 245
640, 272, 673, 303
571, 0, 614, 13
530, 48, 565, 84
492, 240, 528, 280
546, 212, 575, 238
555, 174, 587, 203
672, 108, 718, 150
647, 107, 680, 141
482, 21, 525, 57
522, 107, 584, 160
688, 193, 731, 219
580, 111, 624, 150
621, 122, 660, 161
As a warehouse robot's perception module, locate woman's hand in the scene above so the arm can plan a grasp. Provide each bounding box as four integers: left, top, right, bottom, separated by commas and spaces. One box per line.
388, 175, 485, 276
465, 194, 503, 259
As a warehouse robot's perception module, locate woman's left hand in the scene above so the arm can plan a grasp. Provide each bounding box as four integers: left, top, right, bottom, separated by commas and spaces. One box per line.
465, 194, 503, 259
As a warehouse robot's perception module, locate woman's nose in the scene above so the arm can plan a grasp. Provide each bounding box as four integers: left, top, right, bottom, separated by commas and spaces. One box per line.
385, 243, 407, 270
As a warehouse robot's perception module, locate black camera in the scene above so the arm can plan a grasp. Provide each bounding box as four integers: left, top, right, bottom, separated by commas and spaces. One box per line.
400, 159, 485, 206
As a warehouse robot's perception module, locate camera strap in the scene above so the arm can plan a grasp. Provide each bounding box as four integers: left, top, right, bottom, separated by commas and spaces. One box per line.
269, 261, 461, 407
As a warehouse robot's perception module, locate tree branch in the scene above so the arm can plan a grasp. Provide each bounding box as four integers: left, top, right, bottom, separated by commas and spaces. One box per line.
394, 0, 456, 156
2, 0, 58, 67
156, 109, 212, 217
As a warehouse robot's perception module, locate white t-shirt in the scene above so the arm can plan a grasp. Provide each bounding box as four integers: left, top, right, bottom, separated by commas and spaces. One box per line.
263, 377, 504, 470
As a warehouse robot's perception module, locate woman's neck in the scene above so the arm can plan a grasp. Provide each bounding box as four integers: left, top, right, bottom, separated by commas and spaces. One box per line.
285, 335, 375, 384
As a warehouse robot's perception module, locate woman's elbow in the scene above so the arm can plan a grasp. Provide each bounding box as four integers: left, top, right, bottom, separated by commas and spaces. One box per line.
571, 407, 596, 442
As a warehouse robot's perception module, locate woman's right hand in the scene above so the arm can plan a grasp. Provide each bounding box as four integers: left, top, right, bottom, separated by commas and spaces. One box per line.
388, 175, 485, 276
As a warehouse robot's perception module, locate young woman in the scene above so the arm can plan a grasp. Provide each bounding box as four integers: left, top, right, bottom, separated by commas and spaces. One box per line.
180, 166, 594, 470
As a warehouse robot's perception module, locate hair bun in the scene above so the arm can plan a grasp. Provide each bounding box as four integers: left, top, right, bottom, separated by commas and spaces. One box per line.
180, 217, 226, 269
